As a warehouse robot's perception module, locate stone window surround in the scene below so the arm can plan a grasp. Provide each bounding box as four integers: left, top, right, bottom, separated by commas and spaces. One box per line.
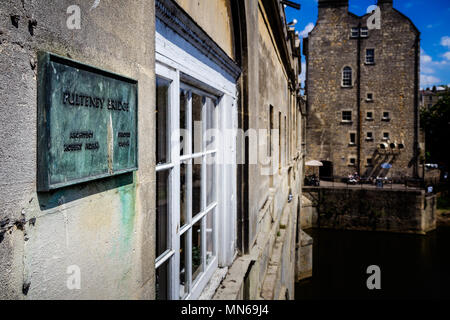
366, 110, 374, 121
341, 65, 354, 88
366, 92, 374, 102
365, 48, 375, 65
348, 156, 357, 166
360, 27, 369, 38
365, 131, 374, 141
341, 109, 353, 123
349, 131, 357, 146
382, 131, 391, 141
366, 157, 374, 167
382, 110, 391, 121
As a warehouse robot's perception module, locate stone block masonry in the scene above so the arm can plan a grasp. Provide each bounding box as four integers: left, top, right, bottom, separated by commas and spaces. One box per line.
303, 187, 437, 235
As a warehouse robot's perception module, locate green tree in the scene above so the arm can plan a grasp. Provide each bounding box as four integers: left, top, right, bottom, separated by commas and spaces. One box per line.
420, 90, 450, 169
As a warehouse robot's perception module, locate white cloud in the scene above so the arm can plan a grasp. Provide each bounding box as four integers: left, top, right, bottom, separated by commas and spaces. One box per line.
421, 49, 432, 63
441, 36, 450, 48
299, 22, 314, 38
421, 75, 441, 87
422, 66, 435, 74
444, 52, 450, 61
299, 62, 306, 87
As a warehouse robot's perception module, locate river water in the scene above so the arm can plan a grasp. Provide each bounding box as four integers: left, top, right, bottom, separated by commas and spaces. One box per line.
295, 227, 450, 299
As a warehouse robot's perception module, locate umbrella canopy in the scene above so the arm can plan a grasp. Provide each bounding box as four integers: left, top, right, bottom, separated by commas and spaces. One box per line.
381, 163, 392, 169
306, 160, 323, 167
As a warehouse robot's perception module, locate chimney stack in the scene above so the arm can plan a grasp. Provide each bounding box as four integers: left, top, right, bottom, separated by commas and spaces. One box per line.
318, 0, 349, 9
377, 0, 393, 8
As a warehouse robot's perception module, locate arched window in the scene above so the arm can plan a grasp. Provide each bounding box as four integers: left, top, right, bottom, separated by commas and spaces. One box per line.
342, 67, 352, 87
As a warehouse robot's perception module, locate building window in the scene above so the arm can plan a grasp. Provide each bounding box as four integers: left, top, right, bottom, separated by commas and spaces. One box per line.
342, 111, 352, 122
349, 157, 356, 166
349, 132, 356, 145
366, 93, 374, 101
342, 67, 352, 87
366, 132, 374, 141
366, 158, 373, 166
366, 111, 373, 120
360, 27, 369, 37
156, 72, 221, 300
383, 132, 390, 140
351, 28, 359, 38
382, 111, 390, 121
279, 112, 282, 170
365, 49, 375, 64
156, 2, 238, 300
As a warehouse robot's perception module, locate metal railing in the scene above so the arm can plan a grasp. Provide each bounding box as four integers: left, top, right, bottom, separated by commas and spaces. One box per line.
304, 175, 448, 193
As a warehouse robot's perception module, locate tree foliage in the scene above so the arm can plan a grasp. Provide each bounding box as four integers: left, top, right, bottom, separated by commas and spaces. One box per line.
420, 90, 450, 168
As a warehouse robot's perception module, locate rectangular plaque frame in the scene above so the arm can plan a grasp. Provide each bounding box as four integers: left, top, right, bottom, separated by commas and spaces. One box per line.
37, 52, 138, 191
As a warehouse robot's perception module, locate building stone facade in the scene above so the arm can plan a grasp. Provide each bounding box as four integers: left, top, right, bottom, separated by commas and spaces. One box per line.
420, 87, 447, 110
304, 0, 421, 179
0, 0, 307, 300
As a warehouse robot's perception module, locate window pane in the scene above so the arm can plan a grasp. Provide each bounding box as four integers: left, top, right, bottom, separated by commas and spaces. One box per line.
156, 260, 169, 300
206, 210, 215, 266
343, 67, 352, 86
180, 162, 189, 227
192, 93, 203, 154
192, 163, 202, 217
192, 219, 203, 283
206, 154, 216, 205
180, 90, 188, 155
156, 78, 170, 164
205, 97, 217, 151
180, 232, 188, 299
156, 170, 170, 258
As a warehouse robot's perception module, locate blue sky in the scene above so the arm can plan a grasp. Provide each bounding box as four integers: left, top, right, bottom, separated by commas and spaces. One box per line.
285, 0, 450, 89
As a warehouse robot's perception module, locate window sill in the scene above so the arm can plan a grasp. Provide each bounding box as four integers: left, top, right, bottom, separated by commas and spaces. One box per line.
381, 118, 391, 122
365, 138, 374, 141
365, 99, 374, 103
341, 120, 353, 124
349, 143, 357, 147
365, 118, 374, 121
365, 62, 375, 65
341, 85, 353, 89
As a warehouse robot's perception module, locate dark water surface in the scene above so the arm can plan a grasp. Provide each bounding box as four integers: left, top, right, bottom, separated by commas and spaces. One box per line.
295, 227, 450, 299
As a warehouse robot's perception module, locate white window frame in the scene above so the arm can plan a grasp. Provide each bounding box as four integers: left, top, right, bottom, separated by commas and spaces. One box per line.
351, 28, 359, 38
365, 48, 375, 64
342, 66, 353, 87
342, 110, 353, 123
156, 20, 237, 300
360, 27, 369, 38
349, 131, 357, 145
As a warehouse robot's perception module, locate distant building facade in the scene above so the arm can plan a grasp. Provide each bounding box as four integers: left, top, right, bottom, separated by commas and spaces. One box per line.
420, 87, 447, 110
303, 0, 421, 179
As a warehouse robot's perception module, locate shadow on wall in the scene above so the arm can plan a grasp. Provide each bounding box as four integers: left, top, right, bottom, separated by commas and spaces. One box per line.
362, 152, 397, 178
37, 173, 135, 210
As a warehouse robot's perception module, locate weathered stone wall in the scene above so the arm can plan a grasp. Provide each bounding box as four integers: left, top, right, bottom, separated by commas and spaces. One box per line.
213, 0, 303, 300
305, 0, 420, 178
303, 187, 437, 234
174, 0, 235, 59
0, 0, 155, 299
